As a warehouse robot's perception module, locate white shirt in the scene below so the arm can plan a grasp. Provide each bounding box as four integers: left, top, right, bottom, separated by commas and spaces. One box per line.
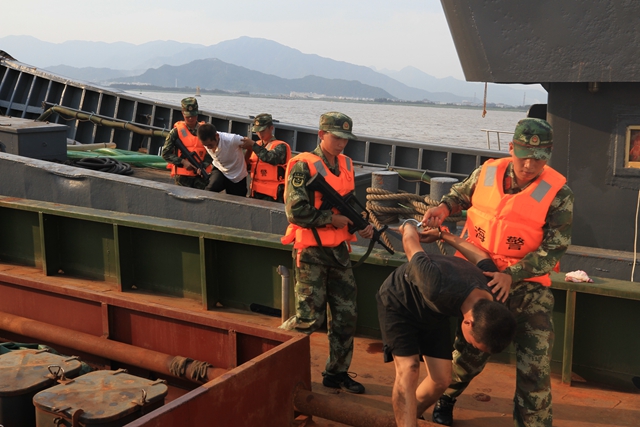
205, 132, 248, 183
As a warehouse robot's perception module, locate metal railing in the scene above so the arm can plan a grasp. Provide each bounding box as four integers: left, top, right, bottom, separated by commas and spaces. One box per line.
481, 128, 514, 151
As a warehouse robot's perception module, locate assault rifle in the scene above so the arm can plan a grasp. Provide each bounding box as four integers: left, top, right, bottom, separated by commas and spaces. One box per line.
173, 137, 211, 181
306, 172, 394, 255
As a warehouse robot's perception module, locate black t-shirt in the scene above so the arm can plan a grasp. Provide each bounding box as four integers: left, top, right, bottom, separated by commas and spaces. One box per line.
378, 252, 498, 319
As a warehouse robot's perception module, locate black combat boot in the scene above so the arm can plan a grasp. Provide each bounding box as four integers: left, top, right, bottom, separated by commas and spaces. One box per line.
322, 371, 365, 394
432, 395, 456, 426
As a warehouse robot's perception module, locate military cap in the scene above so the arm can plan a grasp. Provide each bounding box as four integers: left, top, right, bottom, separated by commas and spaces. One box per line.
319, 111, 357, 140
181, 97, 199, 117
512, 118, 553, 161
252, 113, 273, 132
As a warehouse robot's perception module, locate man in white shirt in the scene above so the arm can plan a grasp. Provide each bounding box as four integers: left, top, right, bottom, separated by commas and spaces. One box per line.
197, 123, 254, 196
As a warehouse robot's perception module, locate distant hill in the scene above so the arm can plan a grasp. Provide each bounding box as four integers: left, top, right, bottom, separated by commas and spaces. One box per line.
110, 58, 395, 99
0, 35, 546, 105
380, 66, 546, 106
45, 65, 140, 83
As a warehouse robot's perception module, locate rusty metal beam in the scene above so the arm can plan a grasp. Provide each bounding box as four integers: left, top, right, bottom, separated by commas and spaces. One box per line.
0, 311, 228, 383
293, 388, 436, 427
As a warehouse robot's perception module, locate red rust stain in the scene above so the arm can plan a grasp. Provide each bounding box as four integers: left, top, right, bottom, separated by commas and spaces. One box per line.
366, 342, 384, 354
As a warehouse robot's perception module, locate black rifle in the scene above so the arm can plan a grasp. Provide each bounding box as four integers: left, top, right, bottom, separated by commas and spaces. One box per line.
173, 136, 211, 181
306, 172, 394, 256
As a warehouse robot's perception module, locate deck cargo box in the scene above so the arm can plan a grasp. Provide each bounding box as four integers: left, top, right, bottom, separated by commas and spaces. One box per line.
0, 117, 67, 161
33, 369, 168, 427
0, 349, 83, 427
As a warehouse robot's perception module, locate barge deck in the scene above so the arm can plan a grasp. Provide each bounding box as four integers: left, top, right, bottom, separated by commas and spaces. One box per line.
0, 261, 637, 427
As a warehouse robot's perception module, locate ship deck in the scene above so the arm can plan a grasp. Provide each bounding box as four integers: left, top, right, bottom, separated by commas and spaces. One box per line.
239, 313, 640, 427
199, 295, 640, 427
0, 262, 638, 427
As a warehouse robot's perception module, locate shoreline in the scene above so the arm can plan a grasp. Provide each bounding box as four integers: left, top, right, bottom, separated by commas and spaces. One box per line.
117, 85, 530, 112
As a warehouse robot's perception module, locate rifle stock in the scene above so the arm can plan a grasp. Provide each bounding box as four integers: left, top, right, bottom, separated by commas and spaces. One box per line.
173, 136, 211, 181
306, 173, 394, 255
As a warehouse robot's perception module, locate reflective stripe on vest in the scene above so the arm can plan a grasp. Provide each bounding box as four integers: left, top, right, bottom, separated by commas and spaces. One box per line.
464, 157, 566, 286
281, 152, 357, 249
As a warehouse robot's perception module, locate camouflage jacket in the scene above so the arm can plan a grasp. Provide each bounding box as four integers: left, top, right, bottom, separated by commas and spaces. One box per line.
284, 146, 351, 267
252, 138, 289, 165
441, 162, 574, 283
161, 124, 212, 167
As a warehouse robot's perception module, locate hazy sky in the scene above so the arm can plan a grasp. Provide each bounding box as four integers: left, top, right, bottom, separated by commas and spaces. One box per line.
3, 0, 464, 79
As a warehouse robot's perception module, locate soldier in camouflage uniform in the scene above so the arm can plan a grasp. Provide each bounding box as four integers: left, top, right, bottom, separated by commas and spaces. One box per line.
248, 113, 291, 203
161, 97, 211, 189
423, 118, 574, 427
280, 112, 374, 394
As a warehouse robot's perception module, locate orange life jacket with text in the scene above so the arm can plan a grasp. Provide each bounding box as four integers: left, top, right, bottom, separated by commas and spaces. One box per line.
248, 139, 291, 199
462, 157, 566, 287
281, 152, 357, 250
170, 121, 211, 177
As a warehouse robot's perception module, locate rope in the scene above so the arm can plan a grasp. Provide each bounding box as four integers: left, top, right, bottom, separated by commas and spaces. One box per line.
189, 360, 212, 382
482, 82, 488, 118
365, 187, 464, 254
169, 356, 190, 377
67, 157, 133, 175
168, 356, 212, 382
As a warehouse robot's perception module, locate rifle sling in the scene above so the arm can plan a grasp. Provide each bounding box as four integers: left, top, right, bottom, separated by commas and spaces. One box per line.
351, 238, 375, 269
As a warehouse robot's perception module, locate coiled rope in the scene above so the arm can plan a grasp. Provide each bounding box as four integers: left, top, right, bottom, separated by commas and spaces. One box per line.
365, 187, 464, 254
67, 157, 134, 175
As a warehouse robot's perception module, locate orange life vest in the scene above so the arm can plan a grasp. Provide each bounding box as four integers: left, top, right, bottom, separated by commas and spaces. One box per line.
281, 152, 357, 250
463, 157, 566, 287
248, 139, 292, 199
170, 121, 211, 177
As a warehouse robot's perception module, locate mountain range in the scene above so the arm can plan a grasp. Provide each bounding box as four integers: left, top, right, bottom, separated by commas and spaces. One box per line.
0, 35, 547, 106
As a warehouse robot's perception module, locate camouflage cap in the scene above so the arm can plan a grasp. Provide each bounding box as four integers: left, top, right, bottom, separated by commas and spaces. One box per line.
512, 118, 553, 161
252, 113, 273, 132
181, 97, 199, 117
319, 111, 357, 140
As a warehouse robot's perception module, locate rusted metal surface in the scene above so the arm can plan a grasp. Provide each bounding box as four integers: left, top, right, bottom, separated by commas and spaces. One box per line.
0, 349, 83, 427
126, 328, 311, 427
0, 311, 227, 383
0, 264, 312, 426
293, 388, 436, 427
33, 370, 167, 427
0, 349, 83, 395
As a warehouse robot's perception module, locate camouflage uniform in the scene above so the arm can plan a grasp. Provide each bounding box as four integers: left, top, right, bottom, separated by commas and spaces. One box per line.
438, 118, 574, 427
250, 113, 290, 202
279, 146, 358, 376
161, 98, 212, 189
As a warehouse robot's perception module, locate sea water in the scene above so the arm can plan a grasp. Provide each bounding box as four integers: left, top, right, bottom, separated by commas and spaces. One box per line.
134, 91, 527, 152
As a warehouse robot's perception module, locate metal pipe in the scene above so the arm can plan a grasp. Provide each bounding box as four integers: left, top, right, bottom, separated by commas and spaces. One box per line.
293, 388, 434, 427
277, 265, 290, 323
0, 311, 227, 383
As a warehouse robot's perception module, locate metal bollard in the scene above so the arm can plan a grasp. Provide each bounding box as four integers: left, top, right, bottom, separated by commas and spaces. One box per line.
277, 265, 290, 323
429, 177, 459, 233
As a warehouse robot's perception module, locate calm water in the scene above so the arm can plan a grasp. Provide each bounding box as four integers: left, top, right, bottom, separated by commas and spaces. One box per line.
134, 91, 526, 152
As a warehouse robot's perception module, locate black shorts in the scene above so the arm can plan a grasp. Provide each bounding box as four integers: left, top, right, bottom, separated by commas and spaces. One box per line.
376, 291, 453, 363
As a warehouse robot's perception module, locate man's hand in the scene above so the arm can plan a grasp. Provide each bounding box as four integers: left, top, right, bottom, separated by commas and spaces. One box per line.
181, 158, 195, 171
483, 271, 513, 302
422, 203, 450, 228
331, 214, 352, 229
418, 227, 441, 244
358, 224, 374, 239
